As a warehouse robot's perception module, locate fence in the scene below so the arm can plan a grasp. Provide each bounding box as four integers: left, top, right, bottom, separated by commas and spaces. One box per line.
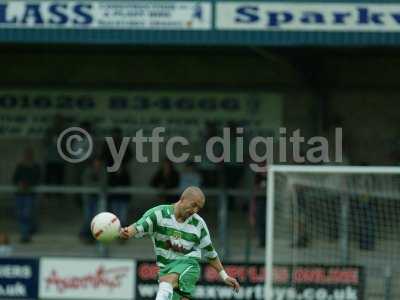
0, 185, 259, 260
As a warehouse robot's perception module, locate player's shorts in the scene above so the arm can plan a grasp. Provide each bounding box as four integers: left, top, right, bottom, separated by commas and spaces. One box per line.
159, 258, 201, 300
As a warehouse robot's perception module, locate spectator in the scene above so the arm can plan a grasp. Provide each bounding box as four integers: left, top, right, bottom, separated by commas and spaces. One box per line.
79, 157, 107, 244
70, 121, 95, 207
291, 184, 310, 248
352, 164, 376, 250
43, 114, 66, 186
321, 127, 351, 243
107, 168, 131, 228
198, 122, 221, 188
355, 192, 376, 250
13, 147, 41, 243
291, 146, 310, 248
0, 233, 12, 256
101, 127, 132, 228
71, 121, 95, 183
72, 121, 94, 161
151, 159, 179, 203
101, 127, 132, 171
250, 161, 267, 247
222, 121, 245, 209
179, 161, 201, 192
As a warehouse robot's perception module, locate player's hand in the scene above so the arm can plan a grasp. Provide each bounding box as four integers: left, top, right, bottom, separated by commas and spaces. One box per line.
119, 225, 135, 240
224, 276, 240, 293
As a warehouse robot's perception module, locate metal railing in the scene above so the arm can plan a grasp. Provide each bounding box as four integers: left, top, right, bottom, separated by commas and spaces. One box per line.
0, 185, 257, 259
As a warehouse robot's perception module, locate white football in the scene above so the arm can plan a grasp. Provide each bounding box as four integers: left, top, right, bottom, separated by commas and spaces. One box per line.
91, 212, 121, 243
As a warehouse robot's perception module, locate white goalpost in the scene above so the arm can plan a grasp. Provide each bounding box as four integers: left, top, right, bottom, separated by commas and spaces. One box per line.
265, 165, 400, 300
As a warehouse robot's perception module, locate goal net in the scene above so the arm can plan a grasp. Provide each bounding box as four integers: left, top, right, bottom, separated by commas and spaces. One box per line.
265, 166, 400, 300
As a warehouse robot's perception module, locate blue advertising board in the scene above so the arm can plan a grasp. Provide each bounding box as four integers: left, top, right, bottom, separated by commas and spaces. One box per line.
0, 258, 39, 300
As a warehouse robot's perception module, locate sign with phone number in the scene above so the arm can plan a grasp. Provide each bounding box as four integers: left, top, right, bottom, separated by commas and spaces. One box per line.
0, 90, 282, 138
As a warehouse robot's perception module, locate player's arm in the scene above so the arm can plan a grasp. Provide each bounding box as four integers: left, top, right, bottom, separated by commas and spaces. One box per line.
208, 257, 240, 292
120, 207, 158, 239
199, 220, 240, 292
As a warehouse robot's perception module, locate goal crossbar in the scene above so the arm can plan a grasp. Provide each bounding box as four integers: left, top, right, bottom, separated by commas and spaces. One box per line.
269, 165, 400, 174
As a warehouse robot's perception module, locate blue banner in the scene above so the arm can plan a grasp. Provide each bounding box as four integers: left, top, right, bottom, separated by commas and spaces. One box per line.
0, 258, 39, 300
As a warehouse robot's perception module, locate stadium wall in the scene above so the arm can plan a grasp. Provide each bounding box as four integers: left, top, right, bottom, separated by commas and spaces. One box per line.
0, 47, 399, 187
